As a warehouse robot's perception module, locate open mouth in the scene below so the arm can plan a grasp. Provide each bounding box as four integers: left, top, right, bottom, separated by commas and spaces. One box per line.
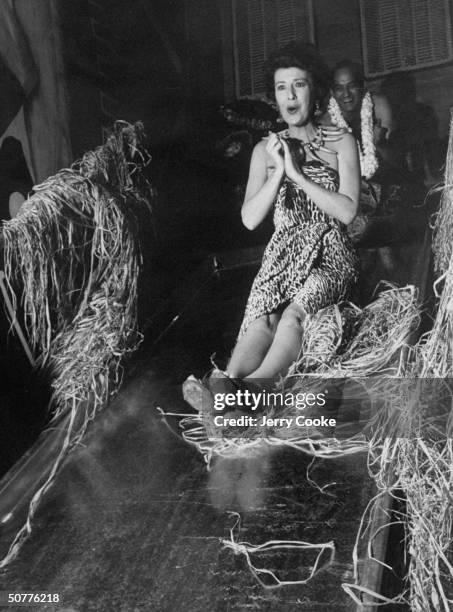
286, 106, 299, 114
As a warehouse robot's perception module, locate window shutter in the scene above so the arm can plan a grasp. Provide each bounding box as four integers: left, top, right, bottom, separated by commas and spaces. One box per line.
360, 0, 453, 77
232, 0, 315, 97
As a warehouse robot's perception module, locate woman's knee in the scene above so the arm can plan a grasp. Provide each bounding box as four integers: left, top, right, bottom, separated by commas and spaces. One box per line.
278, 303, 307, 331
248, 313, 280, 335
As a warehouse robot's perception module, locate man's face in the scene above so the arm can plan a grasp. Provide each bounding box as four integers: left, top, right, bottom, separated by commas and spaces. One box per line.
332, 67, 364, 117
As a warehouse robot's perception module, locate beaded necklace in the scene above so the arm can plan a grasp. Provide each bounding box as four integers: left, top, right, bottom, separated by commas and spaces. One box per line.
279, 124, 335, 156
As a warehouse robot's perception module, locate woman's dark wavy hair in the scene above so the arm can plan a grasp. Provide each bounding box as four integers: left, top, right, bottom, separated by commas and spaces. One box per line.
264, 42, 331, 114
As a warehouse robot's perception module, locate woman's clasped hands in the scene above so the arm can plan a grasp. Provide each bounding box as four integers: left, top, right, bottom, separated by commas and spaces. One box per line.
265, 131, 305, 186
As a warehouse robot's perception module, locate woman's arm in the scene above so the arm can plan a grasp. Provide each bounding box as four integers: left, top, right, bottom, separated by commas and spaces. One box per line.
280, 133, 360, 225
241, 134, 285, 230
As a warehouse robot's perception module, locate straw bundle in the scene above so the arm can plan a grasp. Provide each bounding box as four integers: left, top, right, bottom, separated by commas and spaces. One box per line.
356, 117, 453, 610
291, 284, 420, 379
432, 114, 453, 276
293, 302, 360, 373
365, 432, 453, 611
416, 253, 453, 378
0, 121, 152, 566
2, 121, 151, 357
392, 117, 453, 611
418, 113, 453, 377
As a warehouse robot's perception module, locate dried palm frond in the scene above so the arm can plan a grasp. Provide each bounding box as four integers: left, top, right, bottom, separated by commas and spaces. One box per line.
358, 118, 453, 610
432, 114, 453, 276
291, 302, 361, 374
0, 121, 153, 567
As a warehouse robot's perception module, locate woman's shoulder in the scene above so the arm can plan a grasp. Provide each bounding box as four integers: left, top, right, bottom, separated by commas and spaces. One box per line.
253, 131, 285, 164
250, 139, 269, 169
253, 138, 267, 154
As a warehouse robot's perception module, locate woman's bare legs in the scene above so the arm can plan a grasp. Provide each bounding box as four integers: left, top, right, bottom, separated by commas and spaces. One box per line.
247, 303, 307, 380
227, 313, 280, 378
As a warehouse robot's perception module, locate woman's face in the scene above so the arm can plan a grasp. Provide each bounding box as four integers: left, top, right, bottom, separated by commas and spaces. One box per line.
332, 67, 363, 117
274, 67, 314, 126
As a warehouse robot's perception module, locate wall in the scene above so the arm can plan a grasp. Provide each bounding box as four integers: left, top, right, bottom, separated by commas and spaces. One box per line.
59, 0, 193, 156
414, 64, 453, 136
315, 0, 362, 67
214, 0, 453, 137
314, 0, 453, 136
59, 0, 453, 156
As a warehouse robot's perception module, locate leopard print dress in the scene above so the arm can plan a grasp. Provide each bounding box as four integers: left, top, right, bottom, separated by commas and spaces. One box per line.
238, 158, 358, 337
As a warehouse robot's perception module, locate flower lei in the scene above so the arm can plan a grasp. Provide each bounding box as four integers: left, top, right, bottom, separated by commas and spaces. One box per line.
327, 92, 379, 179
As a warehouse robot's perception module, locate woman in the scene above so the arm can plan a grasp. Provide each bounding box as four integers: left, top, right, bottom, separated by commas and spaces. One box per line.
182, 44, 360, 419
223, 43, 360, 384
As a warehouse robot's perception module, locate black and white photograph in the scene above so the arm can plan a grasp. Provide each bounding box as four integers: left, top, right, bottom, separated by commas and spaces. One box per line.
0, 0, 452, 610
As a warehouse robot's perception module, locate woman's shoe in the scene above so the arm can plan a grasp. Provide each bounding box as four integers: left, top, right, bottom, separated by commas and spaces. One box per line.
182, 375, 218, 439
206, 370, 269, 414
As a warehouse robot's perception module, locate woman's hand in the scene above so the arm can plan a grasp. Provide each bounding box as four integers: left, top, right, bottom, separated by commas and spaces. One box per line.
279, 137, 305, 185
265, 132, 284, 172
